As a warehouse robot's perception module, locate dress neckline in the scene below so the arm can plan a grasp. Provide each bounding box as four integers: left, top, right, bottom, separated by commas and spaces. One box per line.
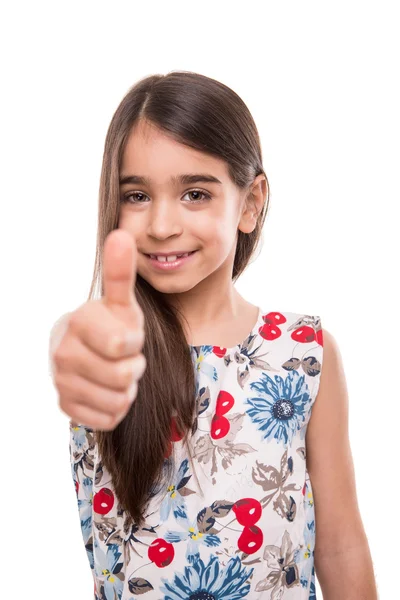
188, 306, 264, 352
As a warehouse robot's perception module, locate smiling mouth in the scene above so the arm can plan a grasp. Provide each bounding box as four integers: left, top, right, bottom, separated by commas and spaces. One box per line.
145, 250, 197, 262
144, 250, 198, 269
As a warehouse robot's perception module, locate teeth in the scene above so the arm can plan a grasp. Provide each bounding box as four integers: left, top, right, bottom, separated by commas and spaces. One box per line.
150, 252, 190, 262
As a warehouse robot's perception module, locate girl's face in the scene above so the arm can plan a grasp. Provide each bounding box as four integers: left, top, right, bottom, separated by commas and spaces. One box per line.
118, 119, 261, 295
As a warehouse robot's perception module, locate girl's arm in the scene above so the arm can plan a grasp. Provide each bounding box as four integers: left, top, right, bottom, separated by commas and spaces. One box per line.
306, 328, 378, 599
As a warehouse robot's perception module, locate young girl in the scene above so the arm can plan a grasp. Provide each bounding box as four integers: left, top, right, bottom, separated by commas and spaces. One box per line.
51, 71, 377, 599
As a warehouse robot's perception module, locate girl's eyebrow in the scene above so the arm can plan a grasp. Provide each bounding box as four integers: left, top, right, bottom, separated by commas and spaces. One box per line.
119, 173, 223, 186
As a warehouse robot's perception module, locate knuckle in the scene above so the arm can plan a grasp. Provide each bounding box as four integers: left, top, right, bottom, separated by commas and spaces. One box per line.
54, 372, 66, 393
115, 360, 134, 388
112, 399, 124, 415
67, 310, 81, 331
53, 348, 67, 369
134, 354, 144, 376
115, 392, 130, 414
127, 380, 138, 401
138, 353, 147, 377
53, 338, 76, 369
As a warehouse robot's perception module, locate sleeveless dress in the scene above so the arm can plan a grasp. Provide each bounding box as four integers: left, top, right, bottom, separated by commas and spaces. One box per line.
69, 307, 324, 599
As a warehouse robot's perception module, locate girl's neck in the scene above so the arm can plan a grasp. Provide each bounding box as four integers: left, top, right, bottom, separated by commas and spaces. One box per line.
178, 293, 260, 349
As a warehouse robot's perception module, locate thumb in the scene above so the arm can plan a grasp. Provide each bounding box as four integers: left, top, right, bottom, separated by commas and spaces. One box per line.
102, 229, 138, 308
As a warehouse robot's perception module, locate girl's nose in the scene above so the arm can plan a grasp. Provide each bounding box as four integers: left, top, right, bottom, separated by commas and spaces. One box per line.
146, 201, 183, 239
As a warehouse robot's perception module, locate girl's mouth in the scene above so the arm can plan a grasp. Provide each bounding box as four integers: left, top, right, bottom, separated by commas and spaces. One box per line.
145, 250, 198, 270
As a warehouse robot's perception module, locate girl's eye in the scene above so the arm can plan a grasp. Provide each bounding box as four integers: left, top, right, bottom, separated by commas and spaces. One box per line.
122, 191, 148, 204
121, 189, 211, 204
182, 190, 211, 203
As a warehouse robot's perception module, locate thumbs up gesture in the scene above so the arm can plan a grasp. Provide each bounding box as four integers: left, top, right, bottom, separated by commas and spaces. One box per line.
50, 230, 147, 431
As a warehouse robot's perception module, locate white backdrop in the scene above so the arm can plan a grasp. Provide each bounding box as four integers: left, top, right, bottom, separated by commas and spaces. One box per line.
1, 1, 397, 598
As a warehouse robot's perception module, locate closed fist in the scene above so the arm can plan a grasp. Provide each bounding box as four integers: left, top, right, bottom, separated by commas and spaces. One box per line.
50, 229, 147, 431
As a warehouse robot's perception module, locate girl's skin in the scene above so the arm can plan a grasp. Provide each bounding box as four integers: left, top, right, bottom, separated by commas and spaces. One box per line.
118, 119, 266, 348
118, 119, 378, 598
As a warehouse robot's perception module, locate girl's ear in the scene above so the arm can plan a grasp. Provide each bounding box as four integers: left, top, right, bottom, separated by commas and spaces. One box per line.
238, 175, 266, 234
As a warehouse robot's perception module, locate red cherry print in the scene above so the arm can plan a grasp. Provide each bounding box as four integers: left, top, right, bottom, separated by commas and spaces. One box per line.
238, 525, 263, 554
291, 325, 315, 344
215, 391, 235, 416
302, 482, 306, 496
263, 311, 287, 326
232, 498, 262, 526
213, 346, 227, 358
93, 488, 115, 515
316, 328, 324, 346
75, 480, 79, 495
258, 312, 286, 341
148, 538, 175, 567
259, 323, 282, 341
210, 414, 230, 439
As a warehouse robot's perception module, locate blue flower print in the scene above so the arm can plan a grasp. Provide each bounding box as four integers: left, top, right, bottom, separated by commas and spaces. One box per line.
164, 512, 221, 563
78, 477, 93, 546
71, 423, 91, 449
93, 539, 124, 600
308, 565, 317, 600
192, 345, 218, 382
245, 370, 312, 446
160, 458, 191, 523
159, 554, 254, 599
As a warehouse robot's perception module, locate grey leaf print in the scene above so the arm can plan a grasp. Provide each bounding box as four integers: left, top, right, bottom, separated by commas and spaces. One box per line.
237, 365, 251, 389
250, 357, 276, 370
234, 350, 247, 364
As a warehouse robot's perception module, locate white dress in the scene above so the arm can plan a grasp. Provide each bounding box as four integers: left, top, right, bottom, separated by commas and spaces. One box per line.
69, 307, 323, 599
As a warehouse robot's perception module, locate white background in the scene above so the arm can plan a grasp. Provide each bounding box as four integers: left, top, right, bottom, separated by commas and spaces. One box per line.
1, 1, 398, 598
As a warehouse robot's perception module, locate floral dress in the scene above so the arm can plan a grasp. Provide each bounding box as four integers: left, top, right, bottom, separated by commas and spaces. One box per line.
69, 308, 323, 599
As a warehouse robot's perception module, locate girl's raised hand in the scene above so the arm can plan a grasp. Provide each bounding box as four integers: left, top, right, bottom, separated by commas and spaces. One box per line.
51, 229, 147, 431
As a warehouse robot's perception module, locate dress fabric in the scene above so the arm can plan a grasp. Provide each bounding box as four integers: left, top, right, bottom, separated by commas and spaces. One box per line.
69, 307, 324, 599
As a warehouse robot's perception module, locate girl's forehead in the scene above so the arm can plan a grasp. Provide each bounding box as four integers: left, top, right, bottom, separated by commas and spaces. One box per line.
121, 128, 229, 184
124, 124, 210, 159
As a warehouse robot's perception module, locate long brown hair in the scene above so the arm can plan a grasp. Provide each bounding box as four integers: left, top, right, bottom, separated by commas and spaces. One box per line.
88, 71, 270, 527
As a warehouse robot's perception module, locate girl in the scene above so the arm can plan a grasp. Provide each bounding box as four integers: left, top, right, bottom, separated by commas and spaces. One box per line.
51, 71, 377, 599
